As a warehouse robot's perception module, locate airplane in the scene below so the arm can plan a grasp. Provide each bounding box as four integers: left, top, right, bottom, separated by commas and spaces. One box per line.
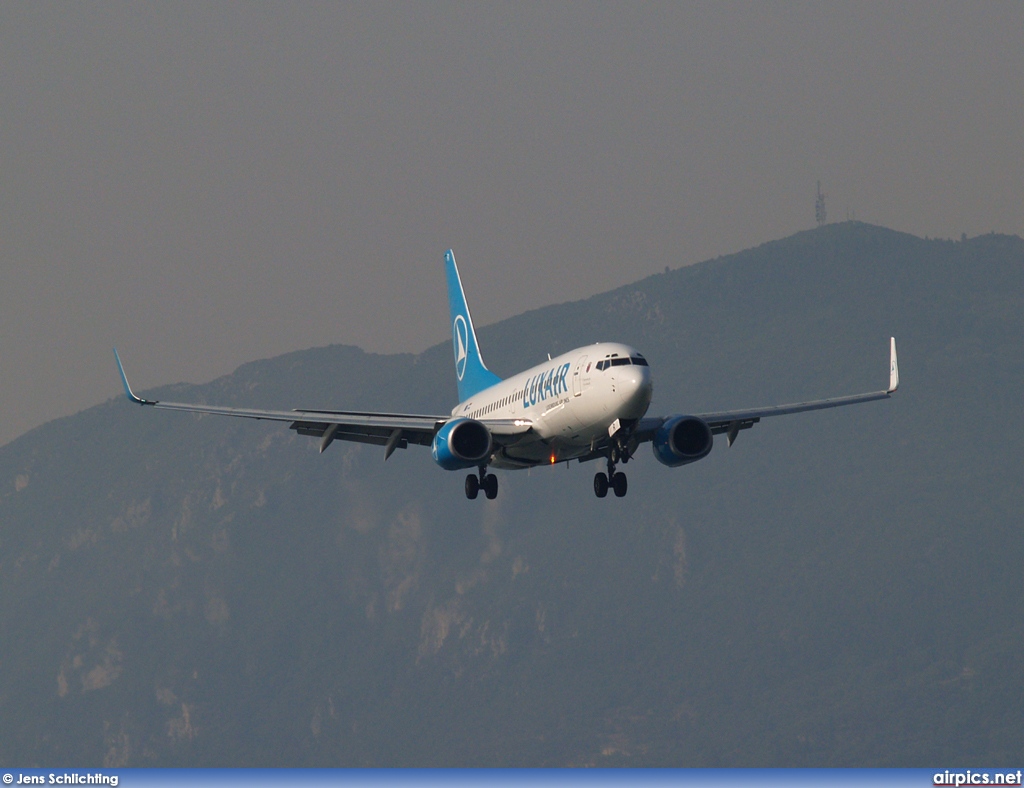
115, 250, 899, 500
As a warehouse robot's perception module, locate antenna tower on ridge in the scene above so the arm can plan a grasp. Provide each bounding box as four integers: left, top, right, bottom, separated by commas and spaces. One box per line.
815, 181, 827, 226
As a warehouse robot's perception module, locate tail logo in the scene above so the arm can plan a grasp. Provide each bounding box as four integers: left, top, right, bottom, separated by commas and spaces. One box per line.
453, 315, 469, 380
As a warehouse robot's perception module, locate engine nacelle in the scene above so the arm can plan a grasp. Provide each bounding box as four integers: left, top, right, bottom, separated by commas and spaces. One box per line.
652, 415, 713, 467
431, 418, 493, 470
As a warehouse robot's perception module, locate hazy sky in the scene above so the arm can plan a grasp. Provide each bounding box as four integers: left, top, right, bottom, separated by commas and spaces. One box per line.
2, 2, 1022, 446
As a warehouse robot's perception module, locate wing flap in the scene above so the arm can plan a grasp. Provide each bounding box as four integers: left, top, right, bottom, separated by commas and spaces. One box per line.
290, 420, 434, 448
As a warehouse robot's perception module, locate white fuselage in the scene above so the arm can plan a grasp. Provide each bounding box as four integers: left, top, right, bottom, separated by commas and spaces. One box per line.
450, 342, 653, 468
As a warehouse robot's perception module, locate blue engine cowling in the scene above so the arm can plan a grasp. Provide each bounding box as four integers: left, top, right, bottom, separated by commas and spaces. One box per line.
652, 415, 713, 467
431, 418, 493, 470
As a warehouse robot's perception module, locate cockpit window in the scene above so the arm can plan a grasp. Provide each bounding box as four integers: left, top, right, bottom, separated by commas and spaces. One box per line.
597, 356, 647, 370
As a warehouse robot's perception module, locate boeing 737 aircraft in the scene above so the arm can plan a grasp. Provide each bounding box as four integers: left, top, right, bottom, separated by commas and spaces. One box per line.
115, 251, 899, 499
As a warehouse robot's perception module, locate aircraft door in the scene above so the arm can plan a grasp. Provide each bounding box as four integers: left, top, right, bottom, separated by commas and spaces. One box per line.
572, 355, 587, 397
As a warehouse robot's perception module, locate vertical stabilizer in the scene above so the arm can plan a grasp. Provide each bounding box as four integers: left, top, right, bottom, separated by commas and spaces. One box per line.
445, 250, 502, 402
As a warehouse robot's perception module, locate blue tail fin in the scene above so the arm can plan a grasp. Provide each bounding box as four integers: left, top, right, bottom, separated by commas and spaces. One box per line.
445, 250, 501, 402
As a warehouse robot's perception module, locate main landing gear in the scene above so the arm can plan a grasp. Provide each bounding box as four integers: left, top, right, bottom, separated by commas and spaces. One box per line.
465, 466, 498, 500
594, 445, 628, 498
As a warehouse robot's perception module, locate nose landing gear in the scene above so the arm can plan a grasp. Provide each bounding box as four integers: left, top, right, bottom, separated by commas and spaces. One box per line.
594, 468, 628, 498
465, 467, 498, 500
594, 442, 629, 498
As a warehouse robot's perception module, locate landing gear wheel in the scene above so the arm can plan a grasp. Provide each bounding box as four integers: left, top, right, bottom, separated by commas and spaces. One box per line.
612, 471, 628, 498
465, 474, 479, 499
483, 473, 498, 500
594, 472, 609, 498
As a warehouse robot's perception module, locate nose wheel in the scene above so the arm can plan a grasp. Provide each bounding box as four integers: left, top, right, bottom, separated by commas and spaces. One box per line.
594, 452, 628, 498
466, 468, 498, 500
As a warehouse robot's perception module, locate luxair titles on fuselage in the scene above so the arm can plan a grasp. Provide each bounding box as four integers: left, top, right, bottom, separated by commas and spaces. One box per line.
450, 343, 653, 468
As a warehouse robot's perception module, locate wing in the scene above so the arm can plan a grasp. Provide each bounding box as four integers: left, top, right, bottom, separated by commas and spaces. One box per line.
636, 337, 899, 447
115, 350, 446, 458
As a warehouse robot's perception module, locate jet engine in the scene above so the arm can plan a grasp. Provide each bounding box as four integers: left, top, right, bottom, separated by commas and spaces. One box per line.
652, 415, 713, 467
431, 418, 493, 470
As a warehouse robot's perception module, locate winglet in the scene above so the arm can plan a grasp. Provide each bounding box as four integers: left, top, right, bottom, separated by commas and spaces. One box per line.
888, 337, 899, 393
113, 348, 154, 405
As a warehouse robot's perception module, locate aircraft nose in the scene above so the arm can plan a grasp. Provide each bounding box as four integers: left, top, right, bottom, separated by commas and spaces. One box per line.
619, 364, 653, 417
